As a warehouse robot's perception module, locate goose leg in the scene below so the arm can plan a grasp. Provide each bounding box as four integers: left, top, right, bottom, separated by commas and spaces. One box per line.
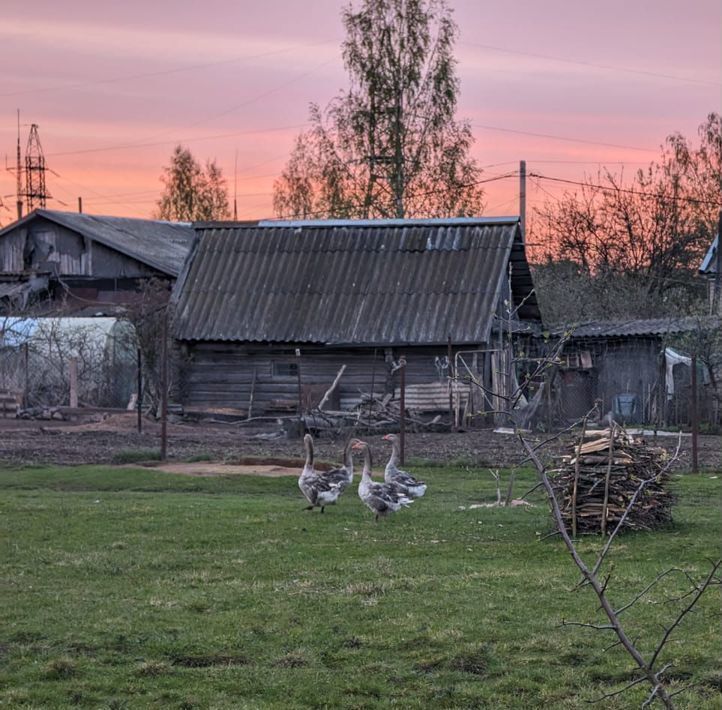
375, 513, 379, 522
321, 506, 325, 514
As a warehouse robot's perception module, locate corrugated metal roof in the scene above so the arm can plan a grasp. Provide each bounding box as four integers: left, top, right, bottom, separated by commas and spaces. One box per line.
0, 209, 195, 276
700, 234, 718, 274
173, 219, 539, 345
567, 316, 720, 338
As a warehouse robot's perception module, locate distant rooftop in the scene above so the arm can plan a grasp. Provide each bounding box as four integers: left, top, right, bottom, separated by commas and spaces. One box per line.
257, 216, 520, 228
0, 209, 195, 277
564, 316, 720, 338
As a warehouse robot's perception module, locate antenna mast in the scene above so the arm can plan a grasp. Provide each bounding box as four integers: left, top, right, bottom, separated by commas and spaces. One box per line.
24, 123, 51, 211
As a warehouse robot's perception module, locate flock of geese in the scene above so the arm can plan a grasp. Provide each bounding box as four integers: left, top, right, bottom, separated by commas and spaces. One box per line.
298, 433, 427, 521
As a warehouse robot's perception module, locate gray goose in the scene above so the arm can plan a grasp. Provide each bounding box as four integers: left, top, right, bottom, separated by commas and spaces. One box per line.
353, 440, 413, 521
322, 438, 357, 493
382, 434, 427, 498
298, 434, 342, 513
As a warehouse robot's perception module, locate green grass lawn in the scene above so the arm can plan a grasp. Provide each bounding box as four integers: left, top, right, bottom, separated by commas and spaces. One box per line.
0, 464, 720, 709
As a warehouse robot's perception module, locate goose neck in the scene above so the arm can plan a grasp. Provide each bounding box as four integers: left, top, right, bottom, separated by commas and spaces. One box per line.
388, 438, 400, 468
304, 436, 314, 469
361, 445, 373, 480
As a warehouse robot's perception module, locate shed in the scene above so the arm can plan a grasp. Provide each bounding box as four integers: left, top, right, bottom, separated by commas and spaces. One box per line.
172, 217, 540, 419
0, 209, 195, 315
553, 317, 719, 425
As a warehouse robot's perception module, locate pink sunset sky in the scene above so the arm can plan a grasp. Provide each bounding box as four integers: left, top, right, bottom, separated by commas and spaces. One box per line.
0, 0, 719, 226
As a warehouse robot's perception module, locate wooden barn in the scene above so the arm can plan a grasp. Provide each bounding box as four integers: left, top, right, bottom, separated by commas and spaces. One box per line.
0, 209, 195, 315
172, 217, 540, 422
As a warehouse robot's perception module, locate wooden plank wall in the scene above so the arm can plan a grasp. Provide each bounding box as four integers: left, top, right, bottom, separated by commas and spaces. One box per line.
179, 343, 464, 414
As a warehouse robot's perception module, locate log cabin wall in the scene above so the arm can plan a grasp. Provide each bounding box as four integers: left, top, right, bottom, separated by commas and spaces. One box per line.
178, 342, 475, 415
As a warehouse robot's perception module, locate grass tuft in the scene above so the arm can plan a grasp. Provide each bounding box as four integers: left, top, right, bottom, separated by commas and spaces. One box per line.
274, 650, 309, 668
169, 653, 248, 668
135, 660, 172, 677
44, 657, 78, 679
449, 644, 494, 676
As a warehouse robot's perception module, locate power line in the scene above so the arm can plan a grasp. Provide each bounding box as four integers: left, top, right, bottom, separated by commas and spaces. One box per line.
46, 123, 308, 158
264, 172, 519, 221
171, 59, 333, 139
472, 124, 658, 153
43, 53, 330, 160
528, 159, 652, 165
530, 176, 564, 205
530, 172, 722, 207
464, 41, 721, 88
0, 39, 337, 99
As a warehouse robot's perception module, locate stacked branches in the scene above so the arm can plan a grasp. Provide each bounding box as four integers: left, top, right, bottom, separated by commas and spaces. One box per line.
554, 427, 675, 535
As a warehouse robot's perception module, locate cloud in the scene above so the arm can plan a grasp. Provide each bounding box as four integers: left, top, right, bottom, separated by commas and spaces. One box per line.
1, 17, 338, 67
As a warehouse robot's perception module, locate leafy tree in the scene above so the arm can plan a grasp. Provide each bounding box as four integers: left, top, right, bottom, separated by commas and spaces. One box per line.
531, 114, 722, 323
156, 145, 230, 221
273, 0, 484, 219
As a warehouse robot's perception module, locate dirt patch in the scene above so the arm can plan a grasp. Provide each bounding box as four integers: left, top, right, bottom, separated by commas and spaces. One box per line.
146, 462, 300, 477
0, 414, 719, 472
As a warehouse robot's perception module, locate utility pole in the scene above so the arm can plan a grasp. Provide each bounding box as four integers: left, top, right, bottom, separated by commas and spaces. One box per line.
78, 197, 83, 214
519, 159, 527, 242
15, 110, 23, 220
233, 149, 238, 221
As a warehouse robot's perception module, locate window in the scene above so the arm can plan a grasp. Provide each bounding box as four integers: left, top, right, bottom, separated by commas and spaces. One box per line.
272, 361, 299, 378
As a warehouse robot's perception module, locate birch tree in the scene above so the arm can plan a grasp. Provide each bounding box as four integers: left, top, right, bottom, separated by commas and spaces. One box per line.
156, 145, 230, 222
273, 0, 484, 219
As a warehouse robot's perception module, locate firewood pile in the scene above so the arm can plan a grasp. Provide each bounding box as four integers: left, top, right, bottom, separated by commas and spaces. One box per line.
553, 427, 675, 535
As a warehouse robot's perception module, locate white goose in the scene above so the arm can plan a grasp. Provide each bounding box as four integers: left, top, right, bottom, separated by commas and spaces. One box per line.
353, 440, 413, 521
382, 434, 427, 498
298, 433, 342, 513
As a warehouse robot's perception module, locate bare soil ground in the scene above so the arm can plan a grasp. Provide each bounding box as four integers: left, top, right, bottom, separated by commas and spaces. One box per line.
1, 412, 719, 471
132, 462, 302, 477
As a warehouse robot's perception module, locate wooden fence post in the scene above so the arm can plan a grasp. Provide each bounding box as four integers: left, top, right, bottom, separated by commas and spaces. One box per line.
399, 357, 406, 466
691, 355, 699, 473
69, 357, 78, 408
23, 342, 29, 409
160, 311, 168, 460
137, 347, 142, 434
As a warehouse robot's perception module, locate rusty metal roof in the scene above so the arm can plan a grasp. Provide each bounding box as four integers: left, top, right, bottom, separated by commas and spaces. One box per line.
0, 209, 195, 276
173, 218, 539, 345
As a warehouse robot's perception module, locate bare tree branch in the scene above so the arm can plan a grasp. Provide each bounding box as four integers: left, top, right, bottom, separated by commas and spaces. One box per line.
648, 560, 722, 671
519, 433, 676, 708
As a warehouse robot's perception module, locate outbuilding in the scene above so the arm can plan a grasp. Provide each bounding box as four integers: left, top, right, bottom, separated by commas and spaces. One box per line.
0, 209, 195, 315
172, 217, 540, 422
